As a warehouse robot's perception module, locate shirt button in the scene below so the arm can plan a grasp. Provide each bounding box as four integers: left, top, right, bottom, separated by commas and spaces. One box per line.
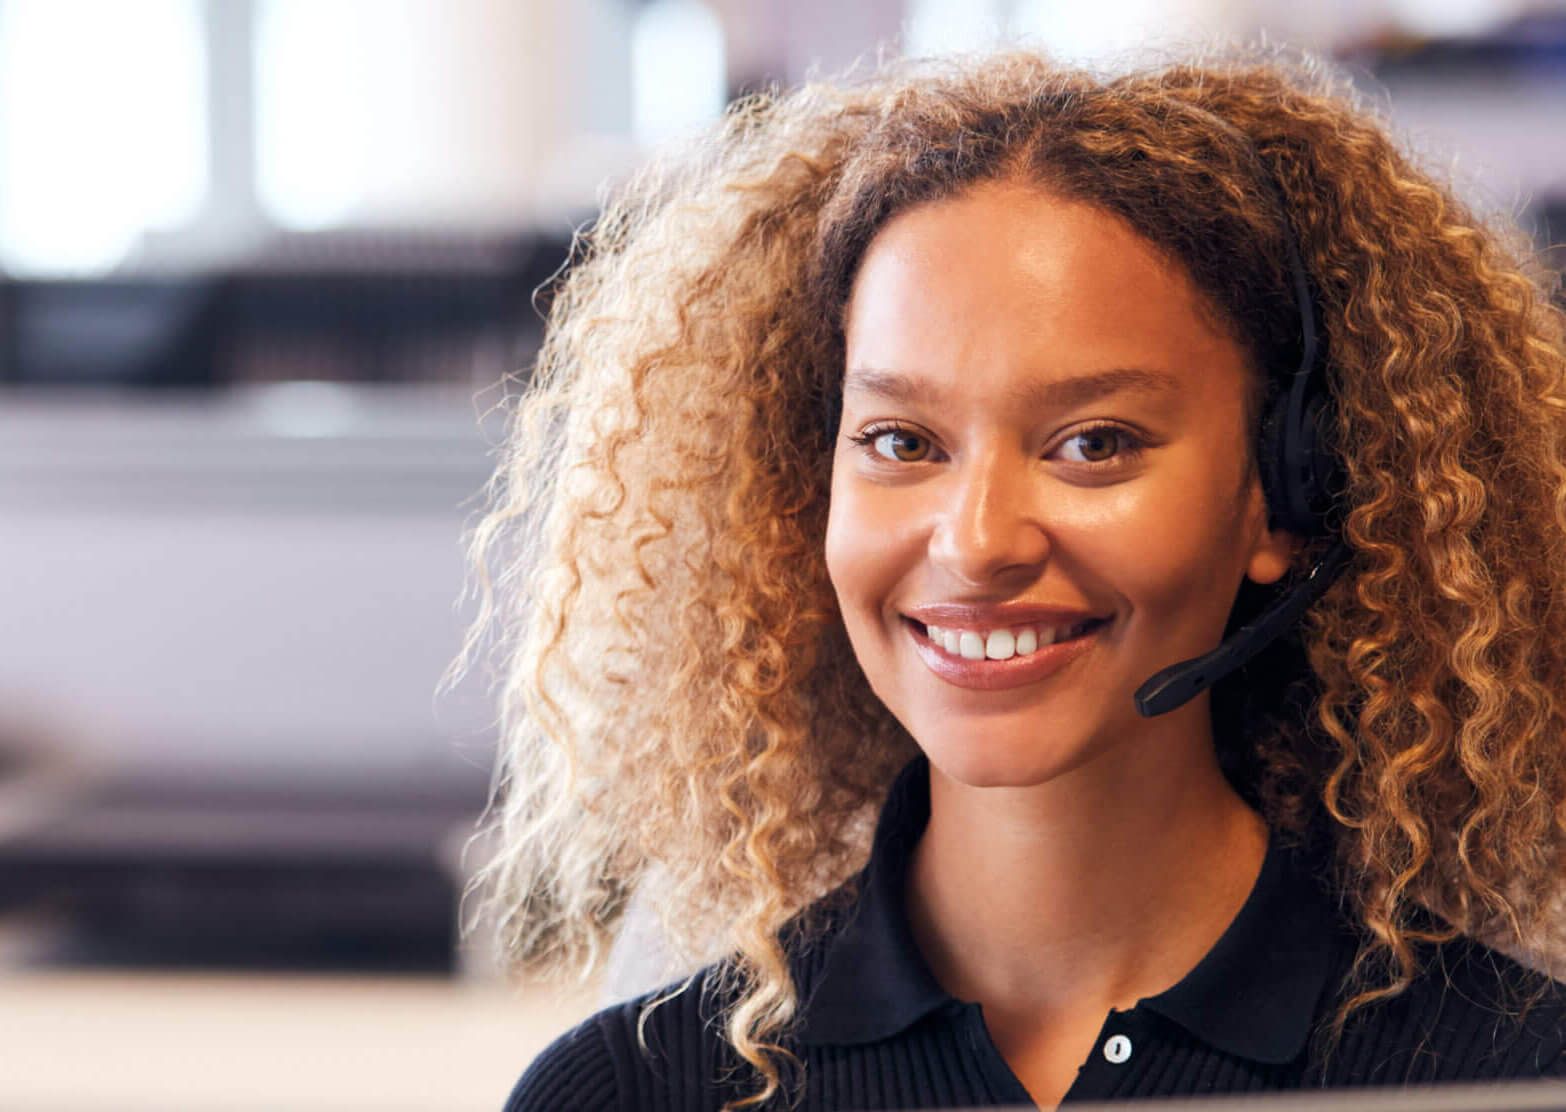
1103, 1034, 1133, 1064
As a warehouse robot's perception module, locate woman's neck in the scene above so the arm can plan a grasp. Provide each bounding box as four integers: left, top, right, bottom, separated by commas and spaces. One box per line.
905, 729, 1268, 1023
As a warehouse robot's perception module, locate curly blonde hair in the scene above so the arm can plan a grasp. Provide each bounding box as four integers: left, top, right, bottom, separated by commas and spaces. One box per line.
467, 44, 1566, 1107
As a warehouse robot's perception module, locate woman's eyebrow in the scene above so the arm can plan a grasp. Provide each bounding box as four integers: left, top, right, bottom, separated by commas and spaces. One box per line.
842, 366, 1181, 410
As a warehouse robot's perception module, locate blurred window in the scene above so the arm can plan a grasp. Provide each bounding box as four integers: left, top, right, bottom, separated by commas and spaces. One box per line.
0, 0, 206, 275
905, 0, 1007, 55
906, 0, 1241, 65
1388, 0, 1522, 37
1010, 0, 1169, 60
254, 0, 371, 229
631, 0, 726, 147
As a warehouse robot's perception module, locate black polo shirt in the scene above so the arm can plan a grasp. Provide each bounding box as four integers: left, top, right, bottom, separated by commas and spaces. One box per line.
507, 757, 1566, 1110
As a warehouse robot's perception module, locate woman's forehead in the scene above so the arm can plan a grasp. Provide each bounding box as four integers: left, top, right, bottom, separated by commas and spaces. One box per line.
842, 184, 1252, 411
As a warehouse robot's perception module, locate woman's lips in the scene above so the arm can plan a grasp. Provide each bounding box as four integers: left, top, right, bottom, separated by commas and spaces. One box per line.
905, 615, 1106, 691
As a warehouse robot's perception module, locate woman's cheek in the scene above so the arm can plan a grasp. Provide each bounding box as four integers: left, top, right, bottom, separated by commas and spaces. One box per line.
824, 479, 882, 612
1064, 476, 1217, 598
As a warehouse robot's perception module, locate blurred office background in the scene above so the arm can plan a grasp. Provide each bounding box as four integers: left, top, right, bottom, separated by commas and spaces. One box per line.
0, 1, 1561, 1108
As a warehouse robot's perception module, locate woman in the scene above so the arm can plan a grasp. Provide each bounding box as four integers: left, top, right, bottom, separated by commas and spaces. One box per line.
476, 45, 1566, 1110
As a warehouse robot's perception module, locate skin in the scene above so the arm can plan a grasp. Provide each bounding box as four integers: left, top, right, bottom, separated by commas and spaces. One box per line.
824, 179, 1298, 1107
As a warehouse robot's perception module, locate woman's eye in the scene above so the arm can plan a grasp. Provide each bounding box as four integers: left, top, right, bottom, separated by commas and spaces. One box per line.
1058, 424, 1139, 465
871, 429, 932, 462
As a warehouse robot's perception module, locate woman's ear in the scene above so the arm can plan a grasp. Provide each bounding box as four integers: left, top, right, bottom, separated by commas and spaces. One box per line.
1241, 468, 1301, 587
1245, 523, 1301, 587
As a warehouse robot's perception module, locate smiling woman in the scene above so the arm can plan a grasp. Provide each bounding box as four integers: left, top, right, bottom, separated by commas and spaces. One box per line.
827, 185, 1292, 796
473, 46, 1566, 1111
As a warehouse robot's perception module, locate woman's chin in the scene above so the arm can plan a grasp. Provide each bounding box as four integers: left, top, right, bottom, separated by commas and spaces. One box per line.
917, 733, 1101, 792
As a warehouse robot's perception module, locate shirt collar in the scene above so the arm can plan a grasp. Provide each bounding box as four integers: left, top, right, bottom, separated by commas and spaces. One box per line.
795, 754, 1343, 1065
1135, 822, 1343, 1064
796, 756, 949, 1046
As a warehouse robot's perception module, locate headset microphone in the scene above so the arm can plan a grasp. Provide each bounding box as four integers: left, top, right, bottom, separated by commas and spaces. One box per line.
1133, 170, 1351, 718
1133, 539, 1350, 717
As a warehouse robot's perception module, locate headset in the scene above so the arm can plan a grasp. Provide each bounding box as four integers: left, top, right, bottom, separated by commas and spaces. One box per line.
1133, 184, 1351, 717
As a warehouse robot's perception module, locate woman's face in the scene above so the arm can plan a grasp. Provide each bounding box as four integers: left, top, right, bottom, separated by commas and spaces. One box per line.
825, 180, 1297, 789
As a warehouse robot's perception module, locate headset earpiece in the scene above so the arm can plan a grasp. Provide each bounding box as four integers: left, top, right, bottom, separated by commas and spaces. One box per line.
1259, 366, 1343, 540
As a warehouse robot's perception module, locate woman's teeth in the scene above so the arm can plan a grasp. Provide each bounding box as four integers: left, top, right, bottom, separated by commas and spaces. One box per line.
925, 620, 1101, 661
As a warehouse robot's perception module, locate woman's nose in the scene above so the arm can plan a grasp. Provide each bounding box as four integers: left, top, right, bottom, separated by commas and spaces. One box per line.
926, 455, 1050, 587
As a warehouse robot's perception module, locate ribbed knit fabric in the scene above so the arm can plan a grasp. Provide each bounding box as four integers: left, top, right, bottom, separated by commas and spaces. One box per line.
507, 941, 1566, 1110
506, 760, 1566, 1110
